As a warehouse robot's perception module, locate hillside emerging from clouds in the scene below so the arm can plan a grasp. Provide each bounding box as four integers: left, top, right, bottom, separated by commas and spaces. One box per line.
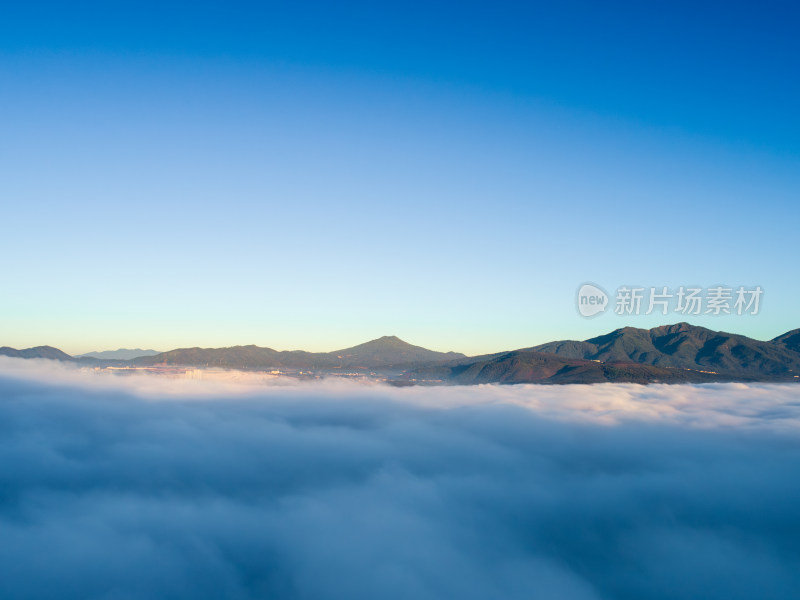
3, 324, 800, 385
409, 323, 800, 384
130, 335, 465, 371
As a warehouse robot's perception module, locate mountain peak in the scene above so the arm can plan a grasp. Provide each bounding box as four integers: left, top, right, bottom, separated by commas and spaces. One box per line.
338, 336, 417, 354
648, 322, 711, 337
375, 335, 403, 342
335, 336, 464, 366
369, 335, 407, 345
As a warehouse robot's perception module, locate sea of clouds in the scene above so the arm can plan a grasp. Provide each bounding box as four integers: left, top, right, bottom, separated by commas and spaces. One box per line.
0, 357, 799, 600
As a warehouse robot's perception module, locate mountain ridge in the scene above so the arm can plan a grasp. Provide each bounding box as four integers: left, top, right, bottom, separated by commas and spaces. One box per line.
0, 346, 73, 361
528, 322, 800, 376
407, 322, 800, 384
130, 336, 465, 371
78, 348, 161, 360
3, 324, 800, 384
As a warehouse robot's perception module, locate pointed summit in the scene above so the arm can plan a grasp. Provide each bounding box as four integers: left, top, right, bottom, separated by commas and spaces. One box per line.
335, 336, 464, 367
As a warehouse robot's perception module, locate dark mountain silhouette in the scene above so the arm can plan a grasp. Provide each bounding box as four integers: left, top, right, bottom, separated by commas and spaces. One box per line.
406, 323, 800, 384
773, 329, 800, 354
132, 345, 317, 370
131, 336, 465, 371
0, 346, 73, 361
332, 335, 464, 367
530, 323, 800, 377
408, 351, 729, 385
78, 349, 161, 360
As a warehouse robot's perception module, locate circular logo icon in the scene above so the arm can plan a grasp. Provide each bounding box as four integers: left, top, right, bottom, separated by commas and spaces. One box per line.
577, 283, 608, 317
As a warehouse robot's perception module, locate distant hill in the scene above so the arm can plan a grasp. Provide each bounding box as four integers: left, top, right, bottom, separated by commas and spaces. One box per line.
132, 336, 465, 371
132, 345, 313, 370
332, 336, 465, 368
78, 349, 161, 360
0, 346, 73, 361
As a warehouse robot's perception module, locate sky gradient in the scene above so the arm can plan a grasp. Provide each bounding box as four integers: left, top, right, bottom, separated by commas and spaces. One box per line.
1, 1, 798, 355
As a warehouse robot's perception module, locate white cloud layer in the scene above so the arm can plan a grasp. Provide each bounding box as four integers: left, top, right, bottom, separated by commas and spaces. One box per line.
0, 357, 799, 599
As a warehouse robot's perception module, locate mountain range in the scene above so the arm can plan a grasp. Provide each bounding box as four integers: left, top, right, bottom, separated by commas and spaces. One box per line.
77, 349, 161, 360
129, 336, 464, 371
408, 323, 800, 384
2, 324, 800, 385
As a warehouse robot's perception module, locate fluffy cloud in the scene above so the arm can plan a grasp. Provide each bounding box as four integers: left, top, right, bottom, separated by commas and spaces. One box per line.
0, 359, 799, 599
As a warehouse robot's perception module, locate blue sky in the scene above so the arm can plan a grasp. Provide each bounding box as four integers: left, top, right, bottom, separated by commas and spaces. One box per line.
1, 1, 798, 355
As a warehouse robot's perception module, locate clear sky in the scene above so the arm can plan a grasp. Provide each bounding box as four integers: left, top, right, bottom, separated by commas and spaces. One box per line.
1, 1, 798, 355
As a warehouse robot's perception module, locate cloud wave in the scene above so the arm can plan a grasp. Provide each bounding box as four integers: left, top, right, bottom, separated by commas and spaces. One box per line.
0, 359, 799, 599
